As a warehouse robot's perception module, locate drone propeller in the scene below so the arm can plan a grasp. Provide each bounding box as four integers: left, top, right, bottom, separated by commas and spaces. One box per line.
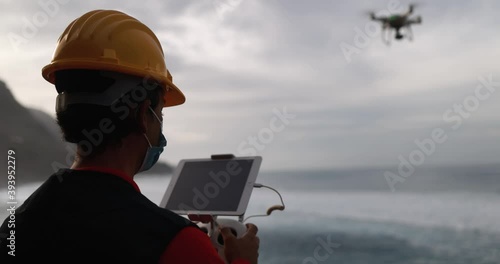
365, 2, 422, 17
408, 2, 424, 12
368, 11, 376, 20
363, 9, 389, 23
406, 16, 422, 25
404, 3, 415, 16
361, 9, 376, 19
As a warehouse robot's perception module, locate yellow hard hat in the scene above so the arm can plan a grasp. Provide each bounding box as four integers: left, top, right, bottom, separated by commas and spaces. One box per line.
42, 9, 185, 107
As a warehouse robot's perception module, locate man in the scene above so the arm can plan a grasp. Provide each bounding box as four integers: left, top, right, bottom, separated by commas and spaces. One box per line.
0, 9, 259, 263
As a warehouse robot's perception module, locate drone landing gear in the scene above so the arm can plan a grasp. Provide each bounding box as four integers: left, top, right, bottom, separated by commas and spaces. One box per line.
382, 25, 392, 46
406, 26, 414, 41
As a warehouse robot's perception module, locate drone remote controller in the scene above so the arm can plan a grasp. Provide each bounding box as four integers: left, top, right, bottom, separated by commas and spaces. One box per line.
213, 218, 247, 261
197, 218, 247, 263
163, 155, 285, 263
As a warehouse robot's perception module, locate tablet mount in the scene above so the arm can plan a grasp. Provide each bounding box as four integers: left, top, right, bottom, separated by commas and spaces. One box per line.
186, 154, 285, 263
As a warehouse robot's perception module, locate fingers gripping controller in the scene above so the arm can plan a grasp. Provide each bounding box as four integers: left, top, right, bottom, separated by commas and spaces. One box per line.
197, 218, 248, 263
217, 228, 236, 245
198, 196, 282, 262
213, 219, 247, 247
190, 180, 284, 263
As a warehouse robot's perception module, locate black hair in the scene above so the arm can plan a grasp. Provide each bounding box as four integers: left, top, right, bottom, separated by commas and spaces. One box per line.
55, 69, 163, 157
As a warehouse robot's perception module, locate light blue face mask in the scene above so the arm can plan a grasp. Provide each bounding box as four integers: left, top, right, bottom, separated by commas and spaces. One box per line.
138, 107, 167, 173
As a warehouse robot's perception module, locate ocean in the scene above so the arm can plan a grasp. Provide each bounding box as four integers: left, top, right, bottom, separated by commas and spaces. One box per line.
2, 166, 500, 263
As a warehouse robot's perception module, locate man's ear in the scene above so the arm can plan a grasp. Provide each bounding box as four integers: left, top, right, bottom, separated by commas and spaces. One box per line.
136, 100, 151, 133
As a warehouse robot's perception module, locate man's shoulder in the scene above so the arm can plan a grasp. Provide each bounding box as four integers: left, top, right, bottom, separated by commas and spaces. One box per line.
40, 169, 196, 228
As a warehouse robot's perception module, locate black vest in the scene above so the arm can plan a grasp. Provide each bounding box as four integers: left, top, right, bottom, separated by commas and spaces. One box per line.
0, 169, 195, 263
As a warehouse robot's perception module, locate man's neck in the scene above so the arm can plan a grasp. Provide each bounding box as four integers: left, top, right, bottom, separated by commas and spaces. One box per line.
70, 142, 145, 179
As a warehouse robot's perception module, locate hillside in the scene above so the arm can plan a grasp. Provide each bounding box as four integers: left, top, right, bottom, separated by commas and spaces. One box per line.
0, 80, 172, 187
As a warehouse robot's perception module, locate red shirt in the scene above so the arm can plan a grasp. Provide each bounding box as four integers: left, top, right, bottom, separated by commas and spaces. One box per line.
75, 167, 250, 264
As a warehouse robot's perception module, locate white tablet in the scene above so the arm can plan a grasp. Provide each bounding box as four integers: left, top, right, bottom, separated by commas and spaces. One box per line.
159, 156, 262, 216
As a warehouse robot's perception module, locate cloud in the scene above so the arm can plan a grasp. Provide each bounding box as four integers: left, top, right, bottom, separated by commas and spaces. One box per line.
0, 0, 499, 170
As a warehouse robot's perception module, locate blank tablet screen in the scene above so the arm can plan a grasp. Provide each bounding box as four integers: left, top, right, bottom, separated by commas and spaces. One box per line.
164, 159, 254, 212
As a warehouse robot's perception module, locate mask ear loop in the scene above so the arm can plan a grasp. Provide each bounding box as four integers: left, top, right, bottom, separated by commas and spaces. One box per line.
142, 134, 153, 148
148, 106, 168, 150
139, 107, 157, 147
148, 107, 163, 124
141, 106, 162, 148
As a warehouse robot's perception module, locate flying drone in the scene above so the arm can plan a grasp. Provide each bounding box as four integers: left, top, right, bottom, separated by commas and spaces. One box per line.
369, 4, 422, 45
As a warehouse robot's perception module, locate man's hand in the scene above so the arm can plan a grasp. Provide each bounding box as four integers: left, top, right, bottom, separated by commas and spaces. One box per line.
220, 223, 259, 264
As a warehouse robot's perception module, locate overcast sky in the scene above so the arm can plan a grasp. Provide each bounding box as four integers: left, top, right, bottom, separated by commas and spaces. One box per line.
1, 0, 499, 171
